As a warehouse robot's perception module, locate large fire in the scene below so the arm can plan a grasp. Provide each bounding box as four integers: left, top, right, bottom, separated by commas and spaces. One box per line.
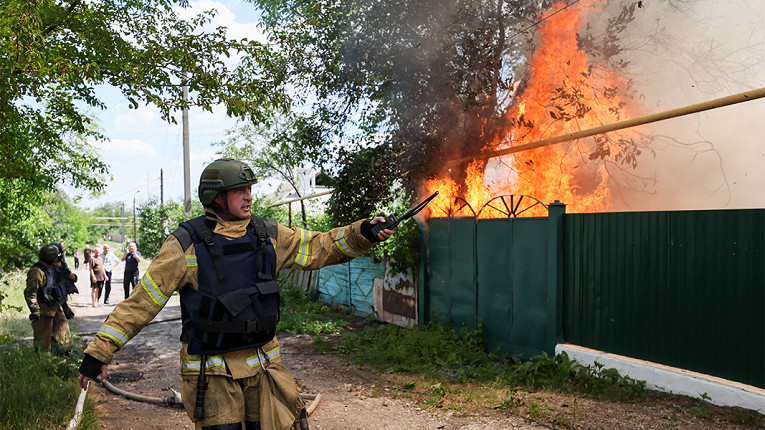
425, 0, 641, 218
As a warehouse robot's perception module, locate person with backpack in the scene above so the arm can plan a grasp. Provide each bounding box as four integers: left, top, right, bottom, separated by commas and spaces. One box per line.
25, 244, 77, 353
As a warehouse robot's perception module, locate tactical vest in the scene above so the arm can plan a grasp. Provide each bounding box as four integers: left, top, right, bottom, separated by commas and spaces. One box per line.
172, 216, 281, 355
32, 263, 67, 306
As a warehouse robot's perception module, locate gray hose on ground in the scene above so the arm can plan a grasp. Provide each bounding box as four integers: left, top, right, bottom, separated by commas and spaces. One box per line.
94, 375, 320, 415
96, 375, 183, 406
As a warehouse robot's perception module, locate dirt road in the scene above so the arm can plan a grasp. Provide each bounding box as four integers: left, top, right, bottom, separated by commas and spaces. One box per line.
68, 264, 541, 430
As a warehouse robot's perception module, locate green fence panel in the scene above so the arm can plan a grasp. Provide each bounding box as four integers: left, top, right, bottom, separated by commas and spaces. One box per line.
508, 218, 550, 357
425, 217, 477, 327
564, 212, 668, 362
563, 209, 765, 388
476, 219, 513, 354
667, 210, 764, 386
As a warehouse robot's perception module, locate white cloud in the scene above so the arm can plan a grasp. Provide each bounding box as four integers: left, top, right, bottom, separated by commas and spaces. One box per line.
111, 105, 170, 133
99, 138, 158, 157
179, 0, 265, 43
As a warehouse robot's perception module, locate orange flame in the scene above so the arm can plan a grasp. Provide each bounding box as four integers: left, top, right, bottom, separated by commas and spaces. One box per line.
425, 0, 641, 218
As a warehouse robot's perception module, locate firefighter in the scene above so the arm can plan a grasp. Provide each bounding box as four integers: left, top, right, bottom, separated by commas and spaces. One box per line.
25, 244, 77, 354
78, 158, 394, 429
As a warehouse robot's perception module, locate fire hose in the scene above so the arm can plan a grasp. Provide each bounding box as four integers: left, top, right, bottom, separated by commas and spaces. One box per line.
67, 376, 322, 429
70, 317, 322, 426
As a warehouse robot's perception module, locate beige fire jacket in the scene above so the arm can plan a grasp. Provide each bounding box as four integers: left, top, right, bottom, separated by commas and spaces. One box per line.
25, 261, 65, 318
84, 211, 375, 379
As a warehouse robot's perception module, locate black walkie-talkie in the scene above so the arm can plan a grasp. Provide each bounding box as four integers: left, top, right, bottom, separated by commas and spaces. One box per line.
370, 191, 439, 236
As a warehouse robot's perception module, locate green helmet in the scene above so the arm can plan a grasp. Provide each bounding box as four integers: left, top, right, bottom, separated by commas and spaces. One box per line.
39, 244, 60, 265
198, 158, 257, 206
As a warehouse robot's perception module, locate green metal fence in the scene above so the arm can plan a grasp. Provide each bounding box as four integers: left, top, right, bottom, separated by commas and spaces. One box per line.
421, 206, 765, 388
563, 209, 765, 388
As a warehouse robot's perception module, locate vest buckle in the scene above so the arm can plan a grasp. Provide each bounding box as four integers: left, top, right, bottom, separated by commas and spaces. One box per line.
243, 320, 258, 333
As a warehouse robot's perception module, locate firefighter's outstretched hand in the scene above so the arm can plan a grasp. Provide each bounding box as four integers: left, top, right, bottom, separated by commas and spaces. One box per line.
369, 216, 394, 241
78, 364, 108, 390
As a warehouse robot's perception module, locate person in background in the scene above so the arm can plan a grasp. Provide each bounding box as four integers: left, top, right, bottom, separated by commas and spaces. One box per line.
100, 244, 119, 305
89, 246, 107, 308
83, 247, 91, 267
112, 241, 142, 300
73, 247, 80, 269
25, 244, 77, 353
49, 241, 77, 319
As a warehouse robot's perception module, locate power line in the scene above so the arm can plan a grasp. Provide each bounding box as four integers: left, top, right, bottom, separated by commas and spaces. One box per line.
506, 0, 582, 43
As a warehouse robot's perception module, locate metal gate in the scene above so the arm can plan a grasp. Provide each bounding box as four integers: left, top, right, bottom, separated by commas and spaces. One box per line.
420, 203, 565, 357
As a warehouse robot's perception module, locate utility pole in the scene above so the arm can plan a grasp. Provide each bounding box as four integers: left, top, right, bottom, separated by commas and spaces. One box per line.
160, 168, 164, 208
133, 191, 140, 242
121, 203, 125, 241
183, 82, 192, 217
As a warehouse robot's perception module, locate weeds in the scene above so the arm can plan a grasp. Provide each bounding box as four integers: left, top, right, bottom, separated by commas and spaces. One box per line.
338, 322, 648, 404
527, 401, 544, 418
497, 388, 523, 411
336, 322, 502, 382
503, 352, 646, 402
278, 277, 347, 335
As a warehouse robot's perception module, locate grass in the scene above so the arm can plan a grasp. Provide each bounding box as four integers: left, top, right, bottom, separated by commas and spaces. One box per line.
278, 276, 348, 335
0, 348, 100, 429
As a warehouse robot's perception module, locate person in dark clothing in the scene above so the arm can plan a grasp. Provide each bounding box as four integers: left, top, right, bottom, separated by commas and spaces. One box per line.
83, 247, 91, 266
112, 241, 142, 300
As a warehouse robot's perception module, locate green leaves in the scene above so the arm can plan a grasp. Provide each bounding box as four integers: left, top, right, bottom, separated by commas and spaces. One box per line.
0, 0, 294, 269
137, 197, 202, 258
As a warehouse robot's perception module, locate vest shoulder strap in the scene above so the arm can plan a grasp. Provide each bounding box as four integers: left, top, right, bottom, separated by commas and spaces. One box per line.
250, 216, 268, 245
171, 224, 194, 251
185, 216, 226, 282
32, 262, 50, 275
262, 218, 279, 240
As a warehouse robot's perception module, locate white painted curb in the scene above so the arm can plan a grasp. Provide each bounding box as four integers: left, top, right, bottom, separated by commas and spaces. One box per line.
556, 344, 765, 414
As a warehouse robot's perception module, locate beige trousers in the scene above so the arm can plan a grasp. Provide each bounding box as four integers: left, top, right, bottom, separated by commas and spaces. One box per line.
31, 307, 72, 353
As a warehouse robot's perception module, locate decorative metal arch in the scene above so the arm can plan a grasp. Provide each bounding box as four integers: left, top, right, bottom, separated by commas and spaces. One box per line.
433, 195, 548, 218
476, 195, 548, 218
